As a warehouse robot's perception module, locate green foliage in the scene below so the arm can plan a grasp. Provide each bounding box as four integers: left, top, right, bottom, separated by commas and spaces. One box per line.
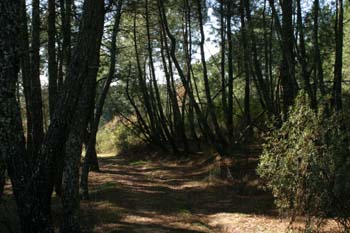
257, 94, 350, 231
96, 121, 119, 154
96, 118, 143, 154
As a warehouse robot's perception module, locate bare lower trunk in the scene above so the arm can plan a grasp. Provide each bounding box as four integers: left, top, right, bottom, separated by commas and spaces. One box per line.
60, 0, 105, 231
0, 162, 5, 200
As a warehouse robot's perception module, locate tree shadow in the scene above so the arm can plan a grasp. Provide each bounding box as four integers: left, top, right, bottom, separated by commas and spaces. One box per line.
81, 155, 278, 232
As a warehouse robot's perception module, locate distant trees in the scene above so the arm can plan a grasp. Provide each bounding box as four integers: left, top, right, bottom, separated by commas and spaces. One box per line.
112, 0, 348, 153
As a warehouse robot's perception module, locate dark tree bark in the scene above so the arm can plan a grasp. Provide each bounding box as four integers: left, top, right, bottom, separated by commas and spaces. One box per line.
81, 0, 123, 200
133, 13, 162, 146
1, 0, 107, 232
269, 0, 298, 117
61, 0, 105, 228
181, 0, 193, 152
220, 1, 228, 121
61, 16, 104, 230
239, 0, 251, 135
145, 0, 177, 153
58, 0, 72, 90
31, 0, 44, 157
280, 0, 297, 115
226, 0, 234, 140
0, 160, 5, 200
245, 0, 274, 115
158, 0, 207, 142
313, 0, 326, 98
332, 0, 343, 110
48, 0, 58, 120
19, 0, 33, 155
296, 0, 316, 109
0, 1, 45, 232
84, 127, 99, 172
196, 0, 227, 148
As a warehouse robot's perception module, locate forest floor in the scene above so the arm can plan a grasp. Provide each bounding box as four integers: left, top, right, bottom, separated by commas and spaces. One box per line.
0, 146, 341, 233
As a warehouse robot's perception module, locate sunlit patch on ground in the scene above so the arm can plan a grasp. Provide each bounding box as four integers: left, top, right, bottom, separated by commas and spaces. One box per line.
0, 151, 342, 233
79, 153, 341, 233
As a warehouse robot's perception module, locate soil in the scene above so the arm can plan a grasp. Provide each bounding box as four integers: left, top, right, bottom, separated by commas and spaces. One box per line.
0, 147, 341, 233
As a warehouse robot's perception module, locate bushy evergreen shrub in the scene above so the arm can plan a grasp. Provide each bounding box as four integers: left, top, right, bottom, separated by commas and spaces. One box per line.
257, 94, 350, 231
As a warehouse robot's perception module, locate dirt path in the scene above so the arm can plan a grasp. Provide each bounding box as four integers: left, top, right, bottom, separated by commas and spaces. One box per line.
79, 154, 293, 233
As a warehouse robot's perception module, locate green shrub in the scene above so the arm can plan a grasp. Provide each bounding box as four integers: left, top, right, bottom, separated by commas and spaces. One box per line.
257, 94, 350, 231
96, 117, 144, 154
114, 122, 143, 152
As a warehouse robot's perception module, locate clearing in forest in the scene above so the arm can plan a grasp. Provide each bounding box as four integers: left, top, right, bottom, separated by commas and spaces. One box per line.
78, 149, 339, 233
0, 148, 341, 233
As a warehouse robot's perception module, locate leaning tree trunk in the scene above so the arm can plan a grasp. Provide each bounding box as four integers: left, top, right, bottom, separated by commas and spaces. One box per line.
145, 0, 177, 153
245, 0, 274, 115
196, 0, 227, 150
133, 14, 162, 146
159, 6, 189, 152
158, 0, 215, 148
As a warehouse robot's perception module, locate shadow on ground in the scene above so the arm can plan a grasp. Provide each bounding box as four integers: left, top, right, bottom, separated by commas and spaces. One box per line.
1, 149, 340, 232
78, 151, 284, 233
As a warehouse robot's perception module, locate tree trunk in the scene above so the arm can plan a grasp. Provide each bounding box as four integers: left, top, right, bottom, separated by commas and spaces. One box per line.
57, 0, 72, 91
159, 11, 189, 152
81, 0, 122, 200
240, 0, 252, 137
2, 0, 107, 232
1, 1, 53, 232
48, 0, 58, 120
196, 0, 227, 149
0, 161, 6, 200
133, 14, 162, 146
19, 0, 33, 157
296, 0, 316, 109
220, 1, 228, 122
245, 0, 274, 115
31, 0, 44, 157
226, 0, 234, 141
61, 0, 105, 227
158, 0, 217, 150
313, 0, 326, 98
332, 0, 343, 110
280, 0, 297, 116
145, 0, 177, 153
269, 0, 298, 117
